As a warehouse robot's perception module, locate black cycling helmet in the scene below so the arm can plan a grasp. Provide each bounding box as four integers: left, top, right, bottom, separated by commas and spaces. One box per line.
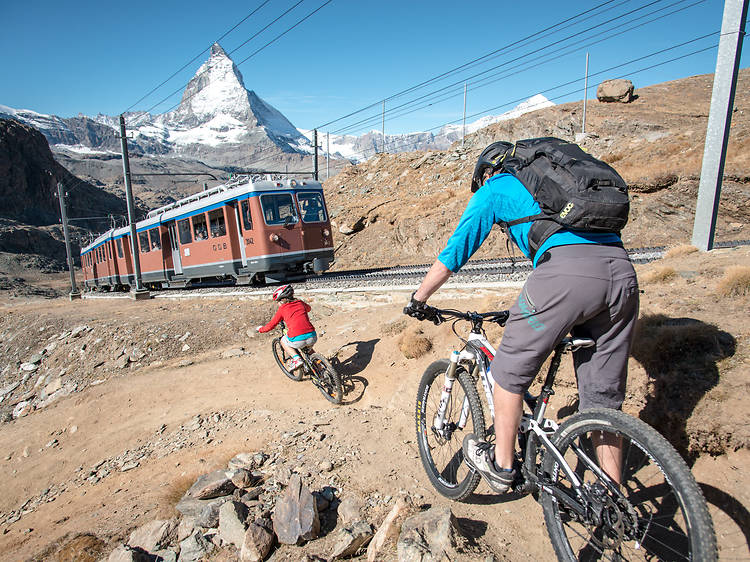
470, 141, 514, 192
272, 284, 294, 301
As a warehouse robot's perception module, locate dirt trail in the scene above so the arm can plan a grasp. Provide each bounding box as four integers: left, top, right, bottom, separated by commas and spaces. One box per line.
0, 249, 749, 560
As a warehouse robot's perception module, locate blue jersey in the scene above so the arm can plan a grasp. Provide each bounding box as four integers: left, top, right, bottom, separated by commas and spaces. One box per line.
438, 174, 621, 271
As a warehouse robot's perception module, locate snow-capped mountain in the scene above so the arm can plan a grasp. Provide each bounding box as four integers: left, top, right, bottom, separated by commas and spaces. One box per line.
2, 43, 554, 168
299, 94, 555, 163
1, 44, 313, 168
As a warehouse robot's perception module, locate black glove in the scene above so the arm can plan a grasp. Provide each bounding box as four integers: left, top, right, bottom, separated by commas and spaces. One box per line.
403, 293, 439, 324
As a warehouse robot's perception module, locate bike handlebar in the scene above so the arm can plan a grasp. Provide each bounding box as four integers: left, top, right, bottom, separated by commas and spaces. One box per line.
412, 306, 509, 327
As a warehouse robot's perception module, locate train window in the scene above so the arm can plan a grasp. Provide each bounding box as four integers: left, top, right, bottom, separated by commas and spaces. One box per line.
178, 219, 192, 245
297, 192, 326, 223
192, 214, 208, 241
209, 209, 226, 238
261, 193, 298, 226
116, 239, 124, 258
139, 231, 150, 253
107, 244, 112, 260
240, 200, 253, 230
149, 228, 161, 250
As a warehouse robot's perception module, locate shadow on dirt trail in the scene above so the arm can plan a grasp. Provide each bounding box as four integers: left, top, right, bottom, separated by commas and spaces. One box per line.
330, 339, 379, 405
631, 314, 736, 462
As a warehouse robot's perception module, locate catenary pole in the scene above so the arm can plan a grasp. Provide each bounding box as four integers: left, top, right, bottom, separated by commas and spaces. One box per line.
381, 101, 386, 153
119, 114, 149, 299
692, 0, 748, 250
326, 132, 330, 180
582, 52, 589, 135
56, 182, 81, 300
313, 129, 319, 181
462, 82, 468, 147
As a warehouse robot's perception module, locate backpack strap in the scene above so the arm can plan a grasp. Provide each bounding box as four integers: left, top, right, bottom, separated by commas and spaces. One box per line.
498, 214, 563, 261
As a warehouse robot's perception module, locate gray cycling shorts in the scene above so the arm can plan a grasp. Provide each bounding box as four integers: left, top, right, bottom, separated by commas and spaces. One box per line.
490, 244, 639, 410
283, 333, 317, 350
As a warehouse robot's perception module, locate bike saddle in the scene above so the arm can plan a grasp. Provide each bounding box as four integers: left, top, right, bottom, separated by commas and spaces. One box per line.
562, 337, 595, 352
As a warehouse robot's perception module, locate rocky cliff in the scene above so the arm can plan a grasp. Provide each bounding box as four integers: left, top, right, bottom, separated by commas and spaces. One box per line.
0, 118, 131, 261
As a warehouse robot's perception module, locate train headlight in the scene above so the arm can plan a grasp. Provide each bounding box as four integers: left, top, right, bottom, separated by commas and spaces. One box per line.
323, 228, 330, 237
270, 233, 279, 242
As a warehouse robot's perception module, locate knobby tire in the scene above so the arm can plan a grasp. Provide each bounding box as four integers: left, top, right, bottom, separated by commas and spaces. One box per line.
415, 359, 486, 501
540, 408, 717, 561
272, 338, 303, 381
310, 353, 342, 404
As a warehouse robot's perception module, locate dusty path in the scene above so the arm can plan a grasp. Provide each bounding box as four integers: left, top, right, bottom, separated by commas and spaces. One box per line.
0, 269, 748, 560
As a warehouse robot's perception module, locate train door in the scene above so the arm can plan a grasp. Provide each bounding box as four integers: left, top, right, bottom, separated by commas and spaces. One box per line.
167, 222, 183, 275
296, 190, 329, 251
231, 201, 248, 267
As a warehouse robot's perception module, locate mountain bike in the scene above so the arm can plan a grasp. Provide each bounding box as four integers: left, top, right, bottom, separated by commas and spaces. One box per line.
271, 324, 342, 404
412, 305, 717, 561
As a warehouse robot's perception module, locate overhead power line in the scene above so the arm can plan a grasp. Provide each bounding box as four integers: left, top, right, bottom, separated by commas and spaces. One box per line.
137, 0, 333, 120
124, 0, 273, 114
329, 0, 706, 138
326, 0, 705, 138
347, 39, 719, 162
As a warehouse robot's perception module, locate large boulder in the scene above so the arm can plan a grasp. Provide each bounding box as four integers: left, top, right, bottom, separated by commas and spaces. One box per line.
272, 474, 320, 544
597, 79, 635, 103
397, 506, 466, 562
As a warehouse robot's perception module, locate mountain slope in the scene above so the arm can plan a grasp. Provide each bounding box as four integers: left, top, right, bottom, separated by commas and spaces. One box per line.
324, 69, 750, 271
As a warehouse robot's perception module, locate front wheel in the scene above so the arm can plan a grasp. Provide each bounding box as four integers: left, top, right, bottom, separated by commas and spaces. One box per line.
272, 338, 303, 381
541, 408, 717, 561
416, 359, 486, 501
309, 353, 342, 404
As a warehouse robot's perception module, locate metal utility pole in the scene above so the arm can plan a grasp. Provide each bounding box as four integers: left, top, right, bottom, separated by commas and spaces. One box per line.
313, 129, 319, 181
118, 114, 149, 299
381, 100, 386, 153
326, 132, 330, 179
582, 52, 590, 135
462, 82, 468, 147
692, 0, 748, 251
56, 182, 81, 300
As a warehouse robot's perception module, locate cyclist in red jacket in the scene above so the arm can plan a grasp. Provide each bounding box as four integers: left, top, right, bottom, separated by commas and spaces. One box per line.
257, 284, 317, 370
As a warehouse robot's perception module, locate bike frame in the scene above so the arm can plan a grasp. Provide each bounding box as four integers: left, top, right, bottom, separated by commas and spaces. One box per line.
436, 322, 623, 513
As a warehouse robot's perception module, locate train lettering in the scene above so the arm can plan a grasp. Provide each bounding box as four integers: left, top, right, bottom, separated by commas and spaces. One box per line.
212, 242, 228, 251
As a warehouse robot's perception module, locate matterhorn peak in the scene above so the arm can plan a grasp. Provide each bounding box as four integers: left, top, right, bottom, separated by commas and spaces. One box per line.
170, 42, 253, 126
210, 42, 228, 57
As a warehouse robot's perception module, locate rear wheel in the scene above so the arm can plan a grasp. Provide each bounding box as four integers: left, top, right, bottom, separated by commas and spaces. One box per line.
416, 359, 485, 501
309, 353, 342, 404
272, 338, 303, 381
541, 408, 717, 561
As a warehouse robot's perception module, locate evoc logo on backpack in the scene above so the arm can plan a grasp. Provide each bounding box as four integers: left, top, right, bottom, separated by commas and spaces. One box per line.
498, 137, 629, 259
558, 202, 575, 219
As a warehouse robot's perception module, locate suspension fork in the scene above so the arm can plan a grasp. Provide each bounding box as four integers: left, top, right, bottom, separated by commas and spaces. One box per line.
433, 351, 460, 431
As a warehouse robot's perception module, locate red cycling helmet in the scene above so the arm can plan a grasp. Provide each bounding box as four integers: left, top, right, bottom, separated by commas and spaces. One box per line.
272, 284, 294, 301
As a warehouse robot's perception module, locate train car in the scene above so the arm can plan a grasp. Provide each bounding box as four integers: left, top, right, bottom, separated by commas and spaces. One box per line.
80, 176, 334, 290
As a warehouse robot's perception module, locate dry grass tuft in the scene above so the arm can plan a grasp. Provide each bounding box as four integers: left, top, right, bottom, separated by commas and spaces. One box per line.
716, 266, 750, 297
665, 245, 698, 258
398, 326, 432, 359
29, 533, 107, 562
381, 318, 408, 337
163, 471, 201, 509
641, 266, 677, 284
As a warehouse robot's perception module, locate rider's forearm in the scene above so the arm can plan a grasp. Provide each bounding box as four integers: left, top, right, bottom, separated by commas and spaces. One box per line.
414, 260, 453, 302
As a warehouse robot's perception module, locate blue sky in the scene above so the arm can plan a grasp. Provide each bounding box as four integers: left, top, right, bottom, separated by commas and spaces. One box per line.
1, 0, 746, 135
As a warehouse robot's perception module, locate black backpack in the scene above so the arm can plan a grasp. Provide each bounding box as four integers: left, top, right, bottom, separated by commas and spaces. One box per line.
497, 137, 629, 259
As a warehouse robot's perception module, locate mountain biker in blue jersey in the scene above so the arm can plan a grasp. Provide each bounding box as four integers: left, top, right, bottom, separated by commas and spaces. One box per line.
404, 141, 639, 493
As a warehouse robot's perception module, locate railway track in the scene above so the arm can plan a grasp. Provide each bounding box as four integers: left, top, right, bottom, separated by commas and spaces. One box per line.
85, 240, 749, 299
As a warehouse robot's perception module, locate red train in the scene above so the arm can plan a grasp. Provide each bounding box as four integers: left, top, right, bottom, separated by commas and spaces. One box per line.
80, 176, 334, 290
